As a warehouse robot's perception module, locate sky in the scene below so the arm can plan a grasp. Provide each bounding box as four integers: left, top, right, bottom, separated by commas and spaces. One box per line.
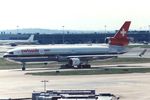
0, 0, 150, 31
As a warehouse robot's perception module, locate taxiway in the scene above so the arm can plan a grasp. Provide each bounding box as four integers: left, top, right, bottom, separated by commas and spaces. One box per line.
0, 65, 150, 100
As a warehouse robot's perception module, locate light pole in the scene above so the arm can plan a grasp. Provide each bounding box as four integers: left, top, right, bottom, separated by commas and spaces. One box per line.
16, 25, 19, 34
62, 26, 64, 44
148, 25, 150, 33
104, 25, 106, 33
104, 25, 107, 42
41, 80, 49, 92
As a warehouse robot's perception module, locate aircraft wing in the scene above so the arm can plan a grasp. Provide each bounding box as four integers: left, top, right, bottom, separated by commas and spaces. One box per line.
67, 55, 118, 60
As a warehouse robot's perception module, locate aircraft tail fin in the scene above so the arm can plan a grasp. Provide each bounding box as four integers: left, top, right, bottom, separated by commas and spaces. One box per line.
108, 21, 131, 46
27, 35, 34, 42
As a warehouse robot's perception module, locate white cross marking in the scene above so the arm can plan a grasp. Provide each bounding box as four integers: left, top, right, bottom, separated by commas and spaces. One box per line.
120, 28, 126, 36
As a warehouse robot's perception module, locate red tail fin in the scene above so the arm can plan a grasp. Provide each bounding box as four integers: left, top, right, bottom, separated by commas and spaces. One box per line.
109, 21, 131, 46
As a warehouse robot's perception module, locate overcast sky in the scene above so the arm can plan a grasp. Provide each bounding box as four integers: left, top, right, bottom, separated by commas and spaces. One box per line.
0, 0, 150, 30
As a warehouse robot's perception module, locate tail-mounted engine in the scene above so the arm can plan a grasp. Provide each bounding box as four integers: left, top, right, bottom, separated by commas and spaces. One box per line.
105, 37, 129, 46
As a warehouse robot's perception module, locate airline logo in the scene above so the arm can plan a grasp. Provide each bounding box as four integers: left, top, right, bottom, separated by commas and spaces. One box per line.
21, 49, 39, 53
120, 28, 126, 37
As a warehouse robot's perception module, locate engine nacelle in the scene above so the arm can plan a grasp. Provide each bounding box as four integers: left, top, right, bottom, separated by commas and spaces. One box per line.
105, 37, 129, 46
105, 37, 111, 44
109, 37, 129, 46
69, 58, 81, 66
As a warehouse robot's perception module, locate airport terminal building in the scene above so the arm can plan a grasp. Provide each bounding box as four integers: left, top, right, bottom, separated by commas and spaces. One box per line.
0, 30, 149, 44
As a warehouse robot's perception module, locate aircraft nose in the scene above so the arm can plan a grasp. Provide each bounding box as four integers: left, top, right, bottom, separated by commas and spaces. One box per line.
3, 53, 9, 58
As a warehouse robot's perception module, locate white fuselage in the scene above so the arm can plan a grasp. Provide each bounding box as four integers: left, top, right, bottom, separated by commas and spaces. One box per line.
3, 44, 123, 63
7, 44, 116, 55
0, 39, 33, 44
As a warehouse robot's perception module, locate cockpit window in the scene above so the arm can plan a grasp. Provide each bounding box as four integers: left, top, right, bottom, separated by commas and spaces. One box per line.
9, 52, 14, 55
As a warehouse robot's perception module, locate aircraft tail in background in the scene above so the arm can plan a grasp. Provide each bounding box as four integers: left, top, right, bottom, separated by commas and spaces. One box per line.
27, 35, 35, 42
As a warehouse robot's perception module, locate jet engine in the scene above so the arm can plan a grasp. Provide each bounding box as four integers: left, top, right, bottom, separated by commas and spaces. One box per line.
105, 37, 129, 46
69, 58, 81, 67
105, 37, 110, 44
60, 58, 91, 69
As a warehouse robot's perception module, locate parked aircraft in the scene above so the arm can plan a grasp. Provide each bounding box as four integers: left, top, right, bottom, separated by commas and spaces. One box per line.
3, 21, 131, 70
0, 34, 38, 46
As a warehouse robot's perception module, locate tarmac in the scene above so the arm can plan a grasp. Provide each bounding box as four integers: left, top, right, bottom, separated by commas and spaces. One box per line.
0, 64, 150, 100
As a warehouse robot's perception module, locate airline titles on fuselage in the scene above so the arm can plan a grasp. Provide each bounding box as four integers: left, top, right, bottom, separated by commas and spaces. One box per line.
21, 49, 51, 54
21, 49, 39, 53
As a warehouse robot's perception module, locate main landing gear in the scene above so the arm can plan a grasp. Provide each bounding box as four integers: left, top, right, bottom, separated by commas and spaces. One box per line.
60, 63, 91, 69
22, 62, 26, 71
76, 64, 91, 68
60, 58, 91, 69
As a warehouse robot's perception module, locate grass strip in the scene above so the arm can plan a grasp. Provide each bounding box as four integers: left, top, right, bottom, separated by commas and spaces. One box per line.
26, 68, 150, 76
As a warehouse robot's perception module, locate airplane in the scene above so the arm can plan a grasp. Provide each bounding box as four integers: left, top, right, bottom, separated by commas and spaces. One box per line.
0, 34, 38, 46
3, 21, 131, 71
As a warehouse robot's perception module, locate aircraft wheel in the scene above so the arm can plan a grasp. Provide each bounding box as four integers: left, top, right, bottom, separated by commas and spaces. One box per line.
60, 64, 73, 69
22, 63, 26, 71
83, 64, 91, 68
22, 66, 26, 71
86, 64, 91, 68
77, 65, 82, 69
44, 62, 48, 65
